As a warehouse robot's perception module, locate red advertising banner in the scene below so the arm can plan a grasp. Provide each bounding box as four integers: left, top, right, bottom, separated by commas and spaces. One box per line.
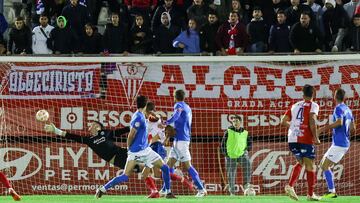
1, 142, 358, 195
0, 61, 359, 195
1, 61, 359, 137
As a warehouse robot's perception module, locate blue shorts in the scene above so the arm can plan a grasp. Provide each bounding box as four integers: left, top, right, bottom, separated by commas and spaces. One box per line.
150, 142, 167, 160
288, 143, 315, 160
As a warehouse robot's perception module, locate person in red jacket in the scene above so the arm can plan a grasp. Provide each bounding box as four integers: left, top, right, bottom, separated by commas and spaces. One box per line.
216, 11, 248, 55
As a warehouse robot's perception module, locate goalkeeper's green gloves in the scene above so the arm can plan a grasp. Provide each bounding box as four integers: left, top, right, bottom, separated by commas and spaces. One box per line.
44, 123, 64, 136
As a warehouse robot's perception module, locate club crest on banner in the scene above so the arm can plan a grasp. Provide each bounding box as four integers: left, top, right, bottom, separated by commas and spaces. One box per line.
117, 63, 147, 108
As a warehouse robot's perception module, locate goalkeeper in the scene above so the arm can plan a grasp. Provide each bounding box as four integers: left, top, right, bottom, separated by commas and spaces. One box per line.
44, 121, 140, 172
220, 115, 252, 195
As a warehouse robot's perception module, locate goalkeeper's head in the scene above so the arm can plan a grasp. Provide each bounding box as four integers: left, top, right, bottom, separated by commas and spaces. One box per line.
88, 121, 104, 136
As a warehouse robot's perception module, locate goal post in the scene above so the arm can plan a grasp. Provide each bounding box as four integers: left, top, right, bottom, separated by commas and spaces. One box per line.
0, 55, 359, 196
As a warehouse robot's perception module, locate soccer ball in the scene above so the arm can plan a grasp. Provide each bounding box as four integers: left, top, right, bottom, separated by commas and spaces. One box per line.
244, 188, 256, 196
36, 109, 49, 122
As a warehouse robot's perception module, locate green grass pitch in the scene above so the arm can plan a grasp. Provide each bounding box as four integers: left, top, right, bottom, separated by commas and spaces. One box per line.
1, 195, 360, 203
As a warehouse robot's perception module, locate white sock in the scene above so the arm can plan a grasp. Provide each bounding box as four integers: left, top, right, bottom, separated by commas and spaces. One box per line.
329, 189, 336, 193
99, 186, 106, 193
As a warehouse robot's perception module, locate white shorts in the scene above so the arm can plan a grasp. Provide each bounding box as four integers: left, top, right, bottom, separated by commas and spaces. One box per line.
127, 147, 162, 168
323, 145, 349, 164
169, 141, 191, 162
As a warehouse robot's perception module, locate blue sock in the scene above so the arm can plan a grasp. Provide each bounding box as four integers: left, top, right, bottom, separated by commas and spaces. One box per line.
161, 164, 171, 191
188, 166, 204, 190
104, 174, 129, 190
169, 167, 174, 174
323, 170, 335, 192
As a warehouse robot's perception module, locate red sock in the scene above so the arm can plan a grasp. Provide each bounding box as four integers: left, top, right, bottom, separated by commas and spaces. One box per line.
170, 173, 182, 181
289, 163, 302, 187
0, 172, 11, 188
145, 177, 157, 192
307, 171, 316, 196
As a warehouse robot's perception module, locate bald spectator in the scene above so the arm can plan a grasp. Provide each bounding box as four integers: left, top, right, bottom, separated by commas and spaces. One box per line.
289, 12, 323, 53
216, 11, 248, 55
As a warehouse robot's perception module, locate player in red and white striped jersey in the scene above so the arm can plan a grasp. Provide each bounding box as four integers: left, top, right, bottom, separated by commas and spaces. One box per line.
281, 84, 321, 201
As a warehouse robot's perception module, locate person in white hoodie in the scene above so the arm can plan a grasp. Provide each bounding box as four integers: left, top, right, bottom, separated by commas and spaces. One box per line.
32, 14, 54, 54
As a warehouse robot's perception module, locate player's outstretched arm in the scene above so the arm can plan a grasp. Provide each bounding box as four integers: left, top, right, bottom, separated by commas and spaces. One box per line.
44, 123, 66, 136
44, 123, 86, 143
165, 107, 182, 125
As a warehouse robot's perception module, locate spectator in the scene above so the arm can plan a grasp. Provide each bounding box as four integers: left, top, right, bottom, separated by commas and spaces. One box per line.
81, 23, 103, 54
199, 11, 220, 55
130, 15, 152, 54
285, 0, 314, 26
267, 0, 289, 26
231, 0, 250, 25
152, 0, 185, 31
220, 115, 252, 196
323, 0, 350, 51
268, 10, 292, 53
216, 11, 248, 55
289, 12, 323, 53
90, 0, 121, 25
153, 12, 181, 54
35, 0, 66, 27
0, 12, 8, 36
343, 0, 359, 19
304, 0, 324, 33
7, 17, 32, 55
32, 14, 54, 54
247, 7, 269, 52
173, 18, 200, 54
48, 16, 78, 54
61, 0, 91, 38
125, 0, 157, 26
103, 12, 129, 55
187, 0, 209, 27
345, 14, 360, 51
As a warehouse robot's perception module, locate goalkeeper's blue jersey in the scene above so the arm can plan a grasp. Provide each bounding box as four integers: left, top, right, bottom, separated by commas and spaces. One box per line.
166, 101, 192, 141
129, 110, 148, 152
332, 103, 353, 148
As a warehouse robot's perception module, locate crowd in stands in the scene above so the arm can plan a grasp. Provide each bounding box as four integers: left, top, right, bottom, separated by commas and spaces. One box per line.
1, 0, 360, 55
